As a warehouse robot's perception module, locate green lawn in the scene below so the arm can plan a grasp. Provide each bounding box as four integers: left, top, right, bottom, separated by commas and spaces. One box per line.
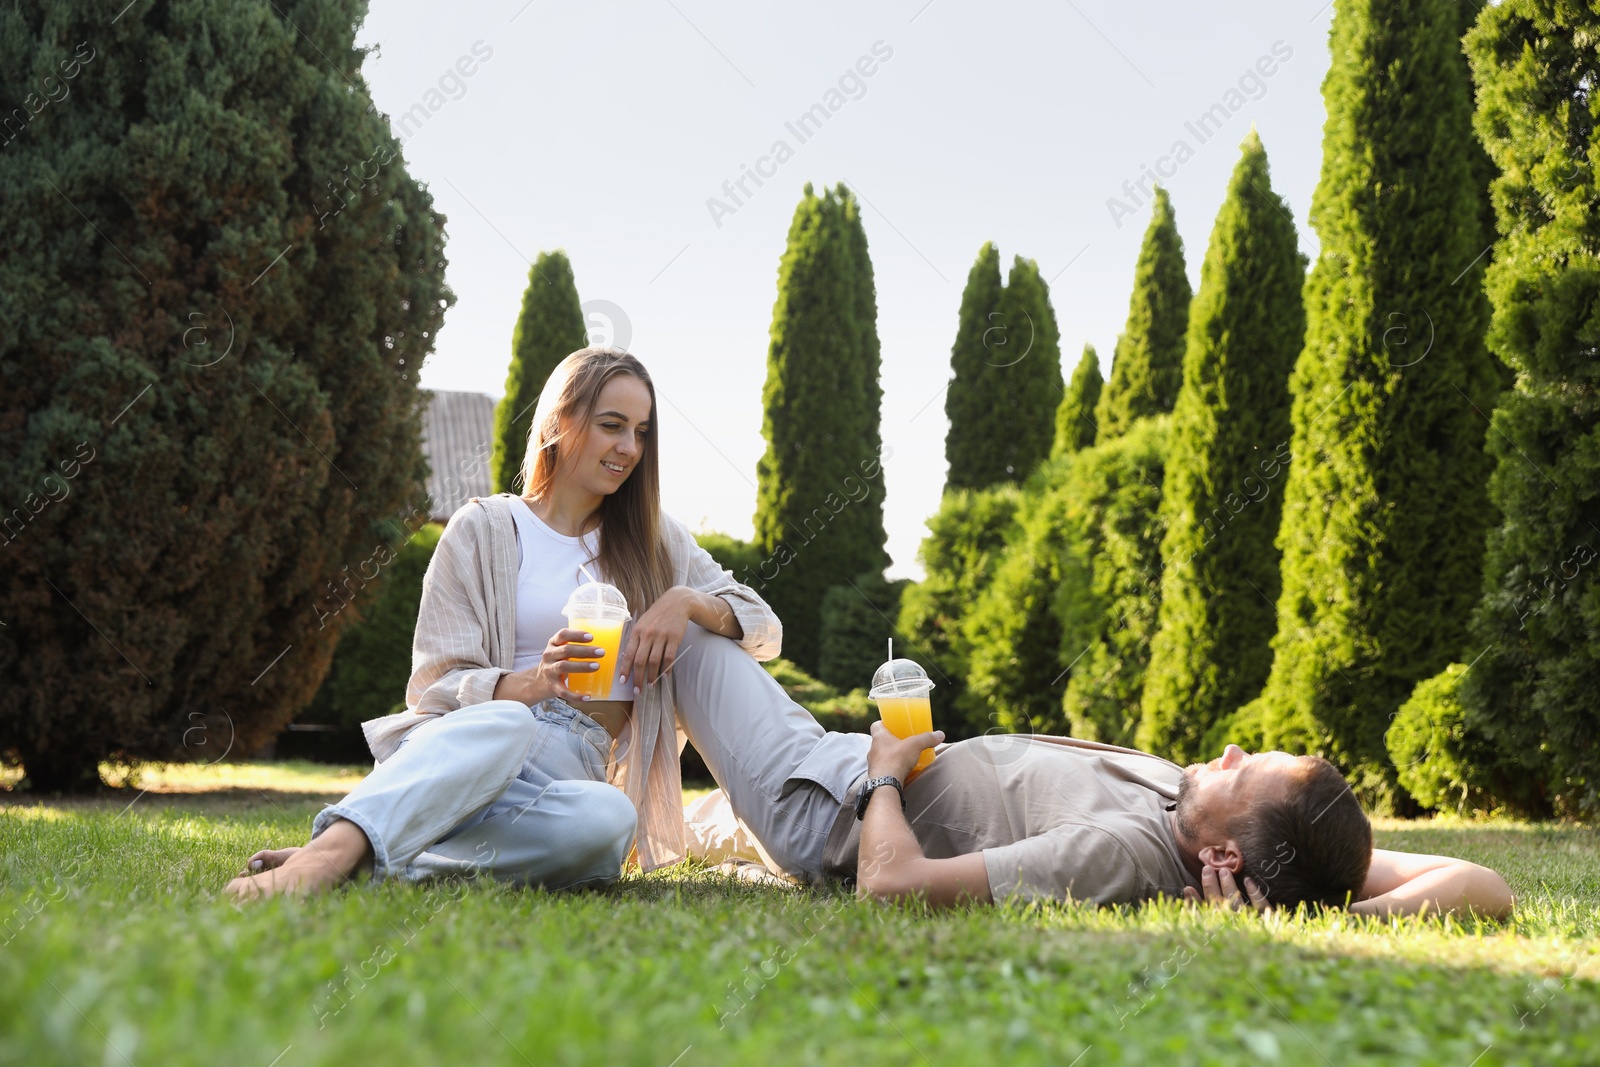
1, 762, 1596, 1066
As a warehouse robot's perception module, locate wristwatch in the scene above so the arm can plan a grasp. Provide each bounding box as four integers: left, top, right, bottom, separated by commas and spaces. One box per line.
854, 775, 906, 820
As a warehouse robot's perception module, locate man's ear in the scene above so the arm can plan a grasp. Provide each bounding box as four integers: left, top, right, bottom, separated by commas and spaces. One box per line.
1197, 842, 1243, 872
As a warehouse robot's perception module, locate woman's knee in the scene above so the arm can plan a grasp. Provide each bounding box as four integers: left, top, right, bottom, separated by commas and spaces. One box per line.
461, 700, 539, 750
597, 784, 639, 851
673, 623, 768, 689
574, 782, 638, 860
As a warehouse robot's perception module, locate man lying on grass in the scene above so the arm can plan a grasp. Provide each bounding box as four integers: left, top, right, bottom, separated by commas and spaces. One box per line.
824, 723, 1515, 917
670, 622, 1512, 917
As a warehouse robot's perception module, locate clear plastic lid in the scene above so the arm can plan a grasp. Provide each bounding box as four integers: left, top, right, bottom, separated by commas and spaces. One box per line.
869, 658, 935, 699
562, 580, 630, 621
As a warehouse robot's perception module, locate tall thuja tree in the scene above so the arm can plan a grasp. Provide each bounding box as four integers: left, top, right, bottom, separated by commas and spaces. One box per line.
839, 185, 889, 549
1138, 131, 1306, 765
1096, 188, 1192, 439
492, 251, 588, 493
994, 255, 1065, 479
1052, 344, 1103, 457
753, 183, 887, 671
943, 247, 1063, 487
1399, 0, 1600, 816
0, 0, 450, 788
1233, 0, 1502, 804
944, 243, 1005, 489
1456, 0, 1501, 285
1454, 0, 1519, 391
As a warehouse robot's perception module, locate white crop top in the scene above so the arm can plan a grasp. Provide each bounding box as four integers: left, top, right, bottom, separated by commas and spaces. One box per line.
510, 501, 606, 673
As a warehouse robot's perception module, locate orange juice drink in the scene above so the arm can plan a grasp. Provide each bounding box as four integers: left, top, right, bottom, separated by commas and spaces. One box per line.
876, 694, 934, 772
561, 580, 631, 700
869, 654, 938, 774
566, 617, 625, 698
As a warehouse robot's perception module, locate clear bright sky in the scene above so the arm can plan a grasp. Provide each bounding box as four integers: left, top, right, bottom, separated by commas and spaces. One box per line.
354, 0, 1335, 579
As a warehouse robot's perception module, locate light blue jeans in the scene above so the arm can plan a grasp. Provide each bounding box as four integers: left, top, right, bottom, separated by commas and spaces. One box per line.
311, 699, 637, 889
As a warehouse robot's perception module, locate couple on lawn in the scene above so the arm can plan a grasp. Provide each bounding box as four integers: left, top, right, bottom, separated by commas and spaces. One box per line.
226, 346, 1513, 920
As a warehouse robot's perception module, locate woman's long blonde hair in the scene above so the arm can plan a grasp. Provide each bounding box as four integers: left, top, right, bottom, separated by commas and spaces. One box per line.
518, 346, 673, 615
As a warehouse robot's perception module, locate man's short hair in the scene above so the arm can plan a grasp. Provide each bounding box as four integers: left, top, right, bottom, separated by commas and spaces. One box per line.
1232, 756, 1372, 908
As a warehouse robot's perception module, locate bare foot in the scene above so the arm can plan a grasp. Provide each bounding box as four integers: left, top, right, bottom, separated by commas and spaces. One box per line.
225, 853, 344, 901
236, 847, 300, 877
224, 820, 373, 902
718, 858, 799, 887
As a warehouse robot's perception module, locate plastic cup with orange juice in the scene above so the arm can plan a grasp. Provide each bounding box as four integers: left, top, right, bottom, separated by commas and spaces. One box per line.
561, 581, 630, 699
869, 645, 938, 774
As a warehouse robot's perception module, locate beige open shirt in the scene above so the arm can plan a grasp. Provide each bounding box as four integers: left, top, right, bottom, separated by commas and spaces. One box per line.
362, 492, 783, 872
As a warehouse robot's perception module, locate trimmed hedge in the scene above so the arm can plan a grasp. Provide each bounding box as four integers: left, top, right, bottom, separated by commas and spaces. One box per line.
1386, 663, 1494, 814
817, 570, 911, 692
287, 523, 442, 761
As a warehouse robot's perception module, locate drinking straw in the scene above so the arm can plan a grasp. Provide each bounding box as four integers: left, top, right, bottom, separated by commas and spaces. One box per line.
888, 638, 893, 663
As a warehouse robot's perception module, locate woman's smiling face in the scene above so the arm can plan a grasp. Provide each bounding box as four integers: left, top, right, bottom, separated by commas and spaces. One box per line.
558, 373, 652, 497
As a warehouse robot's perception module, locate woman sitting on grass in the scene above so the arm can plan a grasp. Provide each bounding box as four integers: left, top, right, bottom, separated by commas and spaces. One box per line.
227, 346, 789, 898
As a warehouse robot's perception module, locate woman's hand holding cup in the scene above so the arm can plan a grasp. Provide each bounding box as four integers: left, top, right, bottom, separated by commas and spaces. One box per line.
493, 628, 609, 706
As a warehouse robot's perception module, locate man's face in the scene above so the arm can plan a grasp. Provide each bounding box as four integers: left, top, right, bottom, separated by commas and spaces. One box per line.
1174, 744, 1306, 845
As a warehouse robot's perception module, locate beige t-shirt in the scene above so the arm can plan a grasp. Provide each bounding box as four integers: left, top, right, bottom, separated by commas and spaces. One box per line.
835, 734, 1200, 906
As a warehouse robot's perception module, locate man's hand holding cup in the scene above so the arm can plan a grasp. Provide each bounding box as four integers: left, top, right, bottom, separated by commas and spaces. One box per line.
867, 720, 943, 785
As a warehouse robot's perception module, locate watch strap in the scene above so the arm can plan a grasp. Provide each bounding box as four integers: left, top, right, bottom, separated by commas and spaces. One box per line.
854, 775, 906, 820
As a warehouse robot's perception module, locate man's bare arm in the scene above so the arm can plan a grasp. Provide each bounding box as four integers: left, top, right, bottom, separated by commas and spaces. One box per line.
857, 785, 992, 907
855, 723, 992, 908
1348, 848, 1514, 920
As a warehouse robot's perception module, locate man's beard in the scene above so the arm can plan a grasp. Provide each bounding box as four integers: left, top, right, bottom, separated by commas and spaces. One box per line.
1173, 765, 1201, 842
